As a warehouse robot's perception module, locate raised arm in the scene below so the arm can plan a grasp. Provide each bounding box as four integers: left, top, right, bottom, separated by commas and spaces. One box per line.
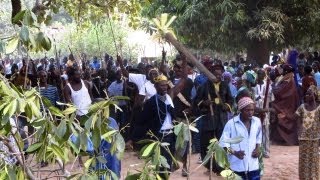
117, 55, 129, 78
168, 54, 188, 98
159, 48, 168, 75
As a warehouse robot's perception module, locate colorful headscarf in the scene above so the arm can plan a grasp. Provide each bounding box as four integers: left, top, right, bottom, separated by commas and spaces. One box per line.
154, 74, 168, 83
307, 85, 318, 97
238, 97, 255, 110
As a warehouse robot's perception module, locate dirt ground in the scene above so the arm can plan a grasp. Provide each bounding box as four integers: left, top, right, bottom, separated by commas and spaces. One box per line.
34, 145, 298, 179
121, 145, 299, 180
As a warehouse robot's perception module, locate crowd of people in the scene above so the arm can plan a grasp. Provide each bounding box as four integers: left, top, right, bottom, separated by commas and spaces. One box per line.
1, 49, 320, 180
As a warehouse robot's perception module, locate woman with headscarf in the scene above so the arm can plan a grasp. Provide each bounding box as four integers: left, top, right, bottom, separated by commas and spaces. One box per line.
295, 85, 320, 179
271, 64, 300, 145
223, 71, 237, 98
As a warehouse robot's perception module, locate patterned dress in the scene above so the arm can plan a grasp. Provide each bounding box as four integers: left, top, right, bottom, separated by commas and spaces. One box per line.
295, 105, 320, 180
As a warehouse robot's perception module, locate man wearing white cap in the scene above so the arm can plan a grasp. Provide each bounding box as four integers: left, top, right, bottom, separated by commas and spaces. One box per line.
220, 97, 262, 180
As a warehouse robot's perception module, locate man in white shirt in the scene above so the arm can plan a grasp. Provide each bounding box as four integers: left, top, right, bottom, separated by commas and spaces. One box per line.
220, 97, 262, 179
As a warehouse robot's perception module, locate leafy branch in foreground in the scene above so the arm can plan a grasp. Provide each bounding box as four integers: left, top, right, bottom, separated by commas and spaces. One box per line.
0, 74, 127, 179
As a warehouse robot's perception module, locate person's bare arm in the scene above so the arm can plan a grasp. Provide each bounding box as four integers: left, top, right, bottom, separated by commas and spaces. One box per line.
159, 49, 168, 75
117, 55, 129, 78
84, 80, 93, 101
168, 54, 188, 98
63, 85, 72, 103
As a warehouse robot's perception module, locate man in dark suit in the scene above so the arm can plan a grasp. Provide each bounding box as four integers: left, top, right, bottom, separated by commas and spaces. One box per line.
194, 64, 233, 174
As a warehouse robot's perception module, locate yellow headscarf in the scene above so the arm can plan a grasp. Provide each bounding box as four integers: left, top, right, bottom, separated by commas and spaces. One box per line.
154, 74, 168, 83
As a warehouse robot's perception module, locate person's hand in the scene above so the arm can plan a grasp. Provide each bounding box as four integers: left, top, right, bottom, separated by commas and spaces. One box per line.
252, 148, 260, 158
162, 49, 166, 59
233, 150, 245, 159
277, 113, 285, 119
182, 108, 192, 115
202, 100, 212, 106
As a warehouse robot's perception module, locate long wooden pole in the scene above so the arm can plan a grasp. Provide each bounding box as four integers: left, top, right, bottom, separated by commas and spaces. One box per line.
164, 33, 216, 82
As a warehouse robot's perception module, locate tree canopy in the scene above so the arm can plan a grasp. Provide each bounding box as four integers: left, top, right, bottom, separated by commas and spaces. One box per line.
142, 0, 320, 64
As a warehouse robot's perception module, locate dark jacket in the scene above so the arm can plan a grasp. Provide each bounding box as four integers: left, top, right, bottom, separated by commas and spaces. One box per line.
194, 80, 233, 131
138, 95, 175, 137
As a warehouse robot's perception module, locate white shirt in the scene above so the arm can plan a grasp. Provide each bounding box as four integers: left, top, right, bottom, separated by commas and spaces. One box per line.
158, 94, 174, 131
4, 63, 11, 75
128, 73, 147, 92
108, 80, 126, 106
220, 115, 262, 172
67, 80, 92, 116
139, 80, 157, 100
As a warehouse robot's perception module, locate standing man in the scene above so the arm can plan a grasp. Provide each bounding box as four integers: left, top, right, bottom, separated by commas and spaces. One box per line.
63, 67, 93, 118
254, 69, 272, 158
194, 64, 233, 174
220, 97, 262, 179
108, 70, 128, 132
38, 70, 60, 107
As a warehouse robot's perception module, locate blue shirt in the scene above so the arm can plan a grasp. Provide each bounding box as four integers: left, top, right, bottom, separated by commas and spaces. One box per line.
314, 72, 320, 88
220, 115, 262, 172
91, 61, 101, 70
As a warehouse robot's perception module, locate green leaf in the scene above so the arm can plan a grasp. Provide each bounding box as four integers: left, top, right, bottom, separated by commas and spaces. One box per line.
5, 36, 19, 54
221, 136, 244, 144
84, 157, 94, 170
96, 156, 107, 164
189, 125, 199, 133
220, 169, 233, 178
125, 173, 141, 180
17, 168, 24, 180
12, 10, 26, 24
109, 170, 119, 180
174, 122, 183, 135
80, 132, 88, 150
115, 133, 125, 159
142, 142, 157, 157
101, 130, 117, 140
26, 142, 42, 153
63, 106, 77, 115
41, 36, 52, 51
56, 120, 67, 138
51, 144, 65, 160
25, 103, 33, 119
214, 145, 229, 168
49, 106, 64, 117
20, 26, 29, 42
92, 127, 101, 149
5, 165, 16, 180
159, 155, 170, 169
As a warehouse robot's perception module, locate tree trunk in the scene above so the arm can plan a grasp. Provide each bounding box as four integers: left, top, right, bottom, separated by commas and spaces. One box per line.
11, 0, 22, 24
246, 39, 270, 66
164, 33, 216, 81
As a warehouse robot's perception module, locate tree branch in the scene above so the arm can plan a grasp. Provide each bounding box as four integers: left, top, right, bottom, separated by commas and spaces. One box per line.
0, 136, 36, 180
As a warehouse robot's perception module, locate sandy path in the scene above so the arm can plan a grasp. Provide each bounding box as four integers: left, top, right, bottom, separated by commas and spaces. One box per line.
121, 145, 299, 180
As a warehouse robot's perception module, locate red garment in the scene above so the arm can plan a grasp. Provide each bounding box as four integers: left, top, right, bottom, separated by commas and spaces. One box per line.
271, 73, 300, 145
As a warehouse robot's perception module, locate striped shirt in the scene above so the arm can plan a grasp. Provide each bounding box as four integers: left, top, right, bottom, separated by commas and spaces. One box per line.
39, 85, 59, 107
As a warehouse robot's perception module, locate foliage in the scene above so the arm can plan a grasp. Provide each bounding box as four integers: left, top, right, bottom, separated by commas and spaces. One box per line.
202, 138, 242, 179
38, 21, 142, 62
0, 9, 52, 56
125, 133, 177, 179
142, 0, 320, 58
0, 74, 127, 179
